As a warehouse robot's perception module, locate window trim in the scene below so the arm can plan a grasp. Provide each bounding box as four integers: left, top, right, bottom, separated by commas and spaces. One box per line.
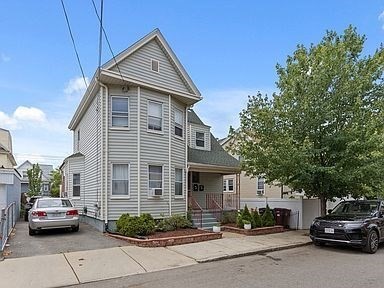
195, 131, 205, 148
151, 59, 160, 73
175, 168, 184, 198
111, 163, 130, 199
111, 96, 130, 128
148, 164, 164, 198
257, 176, 265, 196
174, 108, 183, 138
72, 173, 81, 198
223, 178, 235, 193
147, 100, 163, 133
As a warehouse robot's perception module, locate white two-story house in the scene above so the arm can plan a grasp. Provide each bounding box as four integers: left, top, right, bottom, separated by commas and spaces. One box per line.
61, 29, 239, 231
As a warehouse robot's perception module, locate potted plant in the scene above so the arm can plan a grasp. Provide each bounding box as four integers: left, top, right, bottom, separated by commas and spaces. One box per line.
213, 222, 221, 233
243, 220, 252, 230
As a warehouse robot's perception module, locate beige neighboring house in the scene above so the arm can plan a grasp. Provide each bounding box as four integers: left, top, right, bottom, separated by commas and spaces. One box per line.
0, 128, 21, 214
219, 135, 292, 200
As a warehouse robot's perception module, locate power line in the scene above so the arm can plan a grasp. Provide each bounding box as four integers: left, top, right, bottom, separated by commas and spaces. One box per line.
91, 0, 125, 82
61, 0, 88, 88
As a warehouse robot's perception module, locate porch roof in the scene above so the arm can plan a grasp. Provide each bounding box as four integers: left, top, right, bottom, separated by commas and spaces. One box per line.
188, 134, 240, 174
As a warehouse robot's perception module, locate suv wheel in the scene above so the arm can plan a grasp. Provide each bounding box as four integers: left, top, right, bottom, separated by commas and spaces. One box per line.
363, 230, 379, 254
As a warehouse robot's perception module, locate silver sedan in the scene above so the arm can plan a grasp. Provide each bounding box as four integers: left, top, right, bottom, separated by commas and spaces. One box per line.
28, 198, 79, 235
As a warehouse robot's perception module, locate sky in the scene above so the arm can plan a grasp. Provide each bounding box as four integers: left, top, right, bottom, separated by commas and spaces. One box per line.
1, 0, 383, 168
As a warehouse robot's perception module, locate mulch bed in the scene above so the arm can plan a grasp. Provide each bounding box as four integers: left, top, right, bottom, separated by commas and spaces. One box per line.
108, 228, 222, 247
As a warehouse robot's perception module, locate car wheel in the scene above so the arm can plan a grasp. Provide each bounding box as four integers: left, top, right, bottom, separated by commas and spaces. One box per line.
72, 225, 79, 232
24, 212, 28, 221
363, 230, 379, 254
28, 226, 36, 236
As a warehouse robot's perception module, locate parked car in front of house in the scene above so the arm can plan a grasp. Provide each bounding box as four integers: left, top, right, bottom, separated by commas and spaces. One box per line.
310, 200, 384, 253
28, 198, 79, 235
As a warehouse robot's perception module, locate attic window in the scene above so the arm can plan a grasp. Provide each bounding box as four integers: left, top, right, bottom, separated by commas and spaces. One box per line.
151, 59, 159, 72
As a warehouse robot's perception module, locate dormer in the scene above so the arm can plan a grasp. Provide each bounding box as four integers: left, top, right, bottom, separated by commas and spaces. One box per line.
188, 110, 211, 151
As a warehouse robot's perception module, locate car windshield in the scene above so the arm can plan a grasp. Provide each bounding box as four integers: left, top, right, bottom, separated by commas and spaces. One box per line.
37, 199, 72, 208
331, 201, 378, 216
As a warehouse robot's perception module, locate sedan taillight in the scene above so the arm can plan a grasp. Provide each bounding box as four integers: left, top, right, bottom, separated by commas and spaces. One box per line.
32, 211, 47, 217
66, 210, 79, 216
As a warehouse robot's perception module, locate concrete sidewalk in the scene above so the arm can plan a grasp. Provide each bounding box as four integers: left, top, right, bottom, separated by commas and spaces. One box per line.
0, 230, 311, 288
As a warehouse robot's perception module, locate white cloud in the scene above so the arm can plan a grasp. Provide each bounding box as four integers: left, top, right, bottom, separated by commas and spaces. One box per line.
64, 76, 88, 101
379, 11, 384, 29
0, 111, 19, 129
0, 53, 10, 62
13, 106, 46, 123
194, 88, 276, 139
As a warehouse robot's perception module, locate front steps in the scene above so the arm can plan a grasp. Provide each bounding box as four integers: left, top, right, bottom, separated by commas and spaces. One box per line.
191, 210, 220, 230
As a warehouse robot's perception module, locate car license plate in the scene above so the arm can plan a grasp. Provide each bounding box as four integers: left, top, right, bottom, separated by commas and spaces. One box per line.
51, 213, 62, 217
325, 228, 334, 234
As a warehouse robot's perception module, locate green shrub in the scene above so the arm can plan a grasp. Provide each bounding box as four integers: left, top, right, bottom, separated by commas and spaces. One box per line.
236, 209, 244, 228
221, 210, 237, 224
252, 209, 263, 228
156, 214, 192, 232
116, 213, 156, 237
262, 205, 275, 227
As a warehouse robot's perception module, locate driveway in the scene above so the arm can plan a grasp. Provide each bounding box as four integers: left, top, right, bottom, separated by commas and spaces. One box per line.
4, 221, 130, 258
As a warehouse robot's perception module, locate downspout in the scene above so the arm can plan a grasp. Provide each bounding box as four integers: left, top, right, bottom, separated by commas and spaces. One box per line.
99, 82, 109, 228
137, 86, 141, 215
185, 106, 189, 214
168, 94, 172, 216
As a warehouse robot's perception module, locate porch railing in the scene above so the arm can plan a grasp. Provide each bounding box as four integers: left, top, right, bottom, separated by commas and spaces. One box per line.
206, 194, 222, 222
1, 202, 16, 253
189, 196, 203, 228
206, 193, 240, 211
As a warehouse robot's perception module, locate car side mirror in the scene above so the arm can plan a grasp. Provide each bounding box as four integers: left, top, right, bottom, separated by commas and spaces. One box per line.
327, 209, 333, 214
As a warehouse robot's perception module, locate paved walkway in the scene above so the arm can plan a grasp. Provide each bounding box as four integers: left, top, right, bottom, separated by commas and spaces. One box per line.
0, 230, 311, 288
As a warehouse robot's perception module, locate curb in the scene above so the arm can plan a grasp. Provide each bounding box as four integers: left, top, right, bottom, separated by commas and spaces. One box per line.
195, 241, 313, 263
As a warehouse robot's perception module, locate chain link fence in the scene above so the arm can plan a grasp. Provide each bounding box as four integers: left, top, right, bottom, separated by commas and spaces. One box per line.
1, 202, 16, 254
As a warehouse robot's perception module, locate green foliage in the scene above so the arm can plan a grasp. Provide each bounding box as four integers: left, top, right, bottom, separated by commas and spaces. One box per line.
156, 214, 192, 232
262, 205, 275, 227
236, 205, 256, 228
50, 168, 61, 197
230, 26, 384, 215
221, 210, 237, 224
27, 164, 42, 197
252, 209, 263, 228
116, 213, 156, 237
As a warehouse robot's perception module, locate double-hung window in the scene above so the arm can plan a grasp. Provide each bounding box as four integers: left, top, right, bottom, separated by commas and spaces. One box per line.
175, 168, 183, 197
174, 109, 183, 137
223, 178, 234, 193
257, 176, 265, 196
196, 132, 205, 147
111, 96, 129, 127
148, 101, 162, 131
112, 164, 130, 196
149, 165, 163, 196
73, 173, 80, 197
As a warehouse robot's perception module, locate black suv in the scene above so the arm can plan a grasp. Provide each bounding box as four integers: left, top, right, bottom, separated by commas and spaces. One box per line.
310, 200, 384, 254
24, 196, 41, 221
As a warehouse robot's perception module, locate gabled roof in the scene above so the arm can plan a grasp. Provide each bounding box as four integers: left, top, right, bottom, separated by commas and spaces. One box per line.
69, 29, 202, 130
188, 109, 210, 127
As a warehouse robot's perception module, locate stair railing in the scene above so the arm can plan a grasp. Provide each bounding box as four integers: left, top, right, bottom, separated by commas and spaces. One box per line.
190, 197, 203, 228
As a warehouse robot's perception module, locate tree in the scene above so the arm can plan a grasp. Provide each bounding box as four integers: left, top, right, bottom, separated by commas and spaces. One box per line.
27, 164, 42, 197
50, 168, 62, 197
231, 26, 384, 215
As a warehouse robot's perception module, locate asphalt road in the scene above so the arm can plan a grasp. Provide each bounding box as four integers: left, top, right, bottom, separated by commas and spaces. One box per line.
64, 244, 384, 288
4, 221, 129, 258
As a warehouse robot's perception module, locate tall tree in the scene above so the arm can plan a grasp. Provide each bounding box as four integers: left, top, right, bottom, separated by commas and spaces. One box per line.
27, 164, 42, 197
50, 168, 62, 197
231, 26, 384, 215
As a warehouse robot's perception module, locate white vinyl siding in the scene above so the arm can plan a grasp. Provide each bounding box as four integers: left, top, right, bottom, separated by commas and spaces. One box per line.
175, 168, 183, 197
112, 164, 130, 197
111, 96, 129, 127
189, 123, 211, 151
148, 101, 163, 132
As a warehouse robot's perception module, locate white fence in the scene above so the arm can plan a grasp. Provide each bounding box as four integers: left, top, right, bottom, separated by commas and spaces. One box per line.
0, 202, 16, 254
240, 198, 321, 230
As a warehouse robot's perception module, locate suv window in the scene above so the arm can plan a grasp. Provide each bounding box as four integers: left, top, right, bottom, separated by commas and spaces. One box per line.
332, 201, 378, 216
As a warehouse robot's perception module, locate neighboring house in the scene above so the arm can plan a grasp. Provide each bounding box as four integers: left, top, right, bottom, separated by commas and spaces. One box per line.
219, 135, 292, 200
60, 29, 240, 231
17, 160, 54, 196
0, 128, 21, 215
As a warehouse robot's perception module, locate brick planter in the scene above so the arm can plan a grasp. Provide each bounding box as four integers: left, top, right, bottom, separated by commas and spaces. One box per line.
107, 230, 222, 247
221, 225, 284, 236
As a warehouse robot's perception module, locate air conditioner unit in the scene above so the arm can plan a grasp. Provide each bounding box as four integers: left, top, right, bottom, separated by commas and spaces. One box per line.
149, 188, 162, 197
256, 190, 265, 196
